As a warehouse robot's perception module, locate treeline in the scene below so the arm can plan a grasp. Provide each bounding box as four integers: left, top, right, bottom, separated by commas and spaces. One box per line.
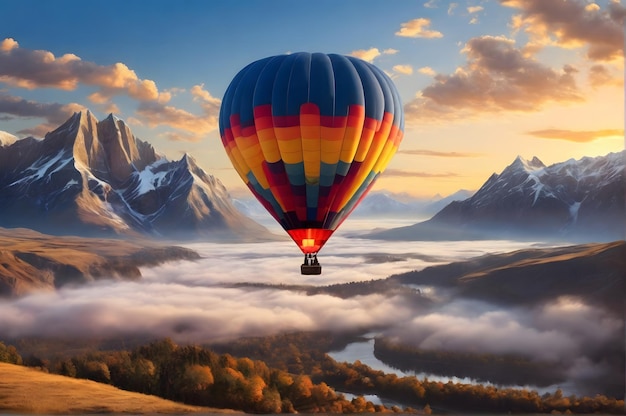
1, 336, 625, 414
373, 336, 565, 387
319, 357, 625, 414
1, 339, 412, 413
211, 332, 625, 414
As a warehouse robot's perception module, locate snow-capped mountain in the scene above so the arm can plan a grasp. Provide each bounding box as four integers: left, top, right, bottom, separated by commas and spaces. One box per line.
351, 191, 426, 217
0, 111, 270, 240
349, 190, 474, 218
367, 151, 625, 242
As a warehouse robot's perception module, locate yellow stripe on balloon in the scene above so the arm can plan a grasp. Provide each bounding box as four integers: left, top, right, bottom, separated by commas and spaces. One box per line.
339, 105, 365, 163
320, 126, 345, 164
335, 113, 394, 210
372, 127, 403, 174
275, 126, 303, 164
300, 105, 321, 183
353, 119, 377, 162
257, 128, 282, 163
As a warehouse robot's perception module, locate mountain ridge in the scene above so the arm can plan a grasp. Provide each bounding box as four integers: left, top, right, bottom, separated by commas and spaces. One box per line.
0, 111, 272, 240
366, 151, 625, 242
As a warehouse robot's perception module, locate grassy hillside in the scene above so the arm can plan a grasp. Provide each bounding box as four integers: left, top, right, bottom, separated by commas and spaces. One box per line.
0, 362, 237, 414
0, 227, 200, 296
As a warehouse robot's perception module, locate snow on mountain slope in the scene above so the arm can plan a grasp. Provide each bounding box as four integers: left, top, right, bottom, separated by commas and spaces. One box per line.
367, 151, 625, 242
0, 111, 270, 240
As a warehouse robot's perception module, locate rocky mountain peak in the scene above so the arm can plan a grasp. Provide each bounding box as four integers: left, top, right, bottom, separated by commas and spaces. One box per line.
0, 111, 271, 240
507, 155, 546, 174
433, 150, 625, 240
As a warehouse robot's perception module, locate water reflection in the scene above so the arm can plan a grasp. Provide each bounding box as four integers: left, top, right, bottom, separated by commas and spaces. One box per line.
328, 334, 567, 396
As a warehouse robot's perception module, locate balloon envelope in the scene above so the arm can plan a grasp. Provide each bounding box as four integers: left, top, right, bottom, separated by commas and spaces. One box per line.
219, 52, 404, 253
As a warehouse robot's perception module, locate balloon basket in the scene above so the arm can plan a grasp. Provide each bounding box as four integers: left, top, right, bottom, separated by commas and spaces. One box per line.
301, 264, 322, 275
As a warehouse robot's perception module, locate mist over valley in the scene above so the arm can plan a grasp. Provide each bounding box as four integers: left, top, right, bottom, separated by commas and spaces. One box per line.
0, 116, 624, 412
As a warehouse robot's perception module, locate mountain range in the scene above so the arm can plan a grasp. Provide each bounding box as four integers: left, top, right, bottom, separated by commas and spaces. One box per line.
367, 151, 625, 242
0, 111, 270, 240
351, 189, 475, 218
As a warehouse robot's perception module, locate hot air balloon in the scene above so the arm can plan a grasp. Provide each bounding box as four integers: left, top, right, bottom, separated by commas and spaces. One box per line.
219, 52, 404, 274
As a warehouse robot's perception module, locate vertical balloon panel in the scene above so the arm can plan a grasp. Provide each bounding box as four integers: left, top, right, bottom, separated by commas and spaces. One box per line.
219, 52, 404, 255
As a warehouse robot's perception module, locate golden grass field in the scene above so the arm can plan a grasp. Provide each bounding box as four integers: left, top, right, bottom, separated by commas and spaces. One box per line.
0, 362, 240, 414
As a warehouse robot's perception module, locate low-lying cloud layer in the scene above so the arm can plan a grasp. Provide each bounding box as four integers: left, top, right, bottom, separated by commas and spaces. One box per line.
0, 225, 620, 397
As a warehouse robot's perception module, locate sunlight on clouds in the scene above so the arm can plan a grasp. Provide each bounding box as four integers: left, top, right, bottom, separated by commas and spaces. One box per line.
418, 66, 436, 76
0, 38, 224, 140
588, 64, 624, 87
137, 101, 217, 135
350, 48, 381, 63
524, 128, 624, 143
395, 18, 443, 39
467, 6, 483, 14
160, 131, 205, 143
501, 0, 625, 61
350, 48, 399, 64
0, 92, 87, 137
393, 64, 413, 75
403, 35, 584, 124
0, 37, 18, 51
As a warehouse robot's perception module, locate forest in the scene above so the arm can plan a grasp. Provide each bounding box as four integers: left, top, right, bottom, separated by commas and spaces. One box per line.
1, 332, 624, 414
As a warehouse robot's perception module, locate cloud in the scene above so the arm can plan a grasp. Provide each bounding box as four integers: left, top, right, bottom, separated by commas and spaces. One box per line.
387, 297, 621, 364
350, 48, 399, 64
0, 39, 223, 139
392, 64, 414, 75
0, 92, 86, 137
0, 38, 160, 101
191, 84, 221, 108
351, 48, 382, 63
136, 101, 217, 136
403, 35, 583, 123
0, 236, 539, 343
525, 128, 623, 143
0, 235, 618, 396
397, 149, 482, 158
424, 0, 438, 8
501, 0, 625, 61
418, 67, 436, 76
588, 64, 624, 88
382, 169, 460, 178
448, 3, 458, 15
160, 130, 205, 143
395, 18, 443, 39
467, 6, 484, 13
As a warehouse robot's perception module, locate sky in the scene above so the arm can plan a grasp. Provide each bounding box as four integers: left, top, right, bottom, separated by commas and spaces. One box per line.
0, 0, 624, 198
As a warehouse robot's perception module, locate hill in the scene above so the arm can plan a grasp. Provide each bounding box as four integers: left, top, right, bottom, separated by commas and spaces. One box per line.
0, 227, 200, 297
0, 362, 236, 414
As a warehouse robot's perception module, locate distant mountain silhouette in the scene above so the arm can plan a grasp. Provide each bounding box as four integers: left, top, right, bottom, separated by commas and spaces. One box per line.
348, 189, 474, 218
366, 151, 625, 242
0, 111, 271, 240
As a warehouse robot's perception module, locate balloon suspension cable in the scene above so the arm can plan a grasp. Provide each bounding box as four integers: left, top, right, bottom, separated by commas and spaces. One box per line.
301, 252, 322, 275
